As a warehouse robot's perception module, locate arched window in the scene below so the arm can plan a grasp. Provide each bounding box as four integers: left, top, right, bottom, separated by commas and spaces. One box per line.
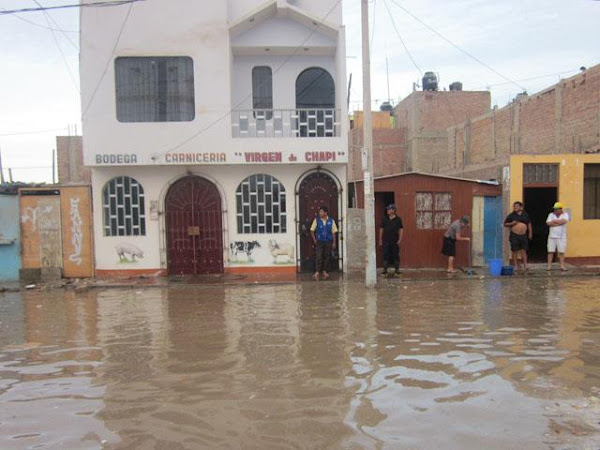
102, 176, 146, 236
236, 174, 286, 234
295, 67, 335, 109
295, 67, 336, 137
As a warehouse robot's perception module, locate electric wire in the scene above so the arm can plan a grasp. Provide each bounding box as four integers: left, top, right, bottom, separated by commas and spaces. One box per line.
388, 0, 526, 92
81, 2, 134, 118
0, 127, 68, 137
32, 0, 79, 51
155, 0, 344, 159
0, 0, 144, 15
382, 0, 422, 75
2, 9, 78, 32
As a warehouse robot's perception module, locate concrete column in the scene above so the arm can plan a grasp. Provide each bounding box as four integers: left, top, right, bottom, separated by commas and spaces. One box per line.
555, 83, 563, 154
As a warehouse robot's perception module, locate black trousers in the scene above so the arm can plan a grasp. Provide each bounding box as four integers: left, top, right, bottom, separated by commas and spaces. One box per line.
382, 241, 400, 270
315, 241, 333, 272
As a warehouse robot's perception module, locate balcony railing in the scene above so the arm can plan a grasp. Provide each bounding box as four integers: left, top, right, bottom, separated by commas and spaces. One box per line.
232, 108, 341, 138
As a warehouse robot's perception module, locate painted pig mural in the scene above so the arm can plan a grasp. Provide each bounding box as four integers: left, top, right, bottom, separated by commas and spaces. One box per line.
115, 243, 144, 262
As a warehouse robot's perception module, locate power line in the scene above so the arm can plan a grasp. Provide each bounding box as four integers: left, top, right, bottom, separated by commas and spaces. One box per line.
155, 0, 344, 159
388, 0, 526, 92
2, 9, 79, 32
0, 0, 144, 15
472, 69, 580, 91
33, 0, 79, 51
37, 3, 80, 92
382, 0, 422, 75
0, 127, 68, 137
81, 2, 134, 118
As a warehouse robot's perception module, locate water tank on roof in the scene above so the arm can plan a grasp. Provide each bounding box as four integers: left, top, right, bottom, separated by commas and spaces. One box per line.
380, 101, 393, 112
449, 81, 463, 91
422, 72, 438, 91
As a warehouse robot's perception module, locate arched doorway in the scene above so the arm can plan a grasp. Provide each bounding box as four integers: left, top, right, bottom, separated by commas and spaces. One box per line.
297, 171, 340, 272
165, 176, 223, 275
295, 67, 335, 137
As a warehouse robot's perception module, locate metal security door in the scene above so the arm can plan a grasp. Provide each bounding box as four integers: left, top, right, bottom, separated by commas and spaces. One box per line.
483, 196, 503, 263
166, 176, 223, 275
298, 172, 339, 272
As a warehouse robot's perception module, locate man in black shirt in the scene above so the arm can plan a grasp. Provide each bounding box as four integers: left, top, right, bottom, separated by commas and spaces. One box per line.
379, 204, 404, 276
503, 201, 533, 271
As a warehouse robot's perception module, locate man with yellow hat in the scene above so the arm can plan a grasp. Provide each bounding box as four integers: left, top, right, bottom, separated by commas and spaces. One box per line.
546, 202, 569, 271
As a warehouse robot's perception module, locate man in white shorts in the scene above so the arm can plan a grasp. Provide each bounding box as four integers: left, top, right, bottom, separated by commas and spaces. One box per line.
546, 202, 569, 271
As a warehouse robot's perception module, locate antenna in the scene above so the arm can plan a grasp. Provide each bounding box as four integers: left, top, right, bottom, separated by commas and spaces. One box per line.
0, 146, 5, 184
386, 56, 391, 103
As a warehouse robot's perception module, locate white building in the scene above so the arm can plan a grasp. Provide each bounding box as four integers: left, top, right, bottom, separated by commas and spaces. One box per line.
80, 0, 348, 276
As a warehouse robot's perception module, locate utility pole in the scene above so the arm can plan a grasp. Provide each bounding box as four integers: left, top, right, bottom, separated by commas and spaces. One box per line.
361, 0, 377, 287
52, 149, 56, 184
0, 146, 5, 184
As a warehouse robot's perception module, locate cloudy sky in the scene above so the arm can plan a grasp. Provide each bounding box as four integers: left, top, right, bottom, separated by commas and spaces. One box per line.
0, 0, 598, 182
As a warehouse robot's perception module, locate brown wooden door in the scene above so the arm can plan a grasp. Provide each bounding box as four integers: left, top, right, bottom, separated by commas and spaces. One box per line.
298, 172, 339, 272
166, 176, 223, 275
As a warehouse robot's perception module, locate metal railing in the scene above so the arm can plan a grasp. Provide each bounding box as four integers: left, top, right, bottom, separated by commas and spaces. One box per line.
232, 108, 341, 138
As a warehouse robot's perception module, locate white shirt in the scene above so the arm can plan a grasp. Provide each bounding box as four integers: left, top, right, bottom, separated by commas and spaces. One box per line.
546, 212, 569, 239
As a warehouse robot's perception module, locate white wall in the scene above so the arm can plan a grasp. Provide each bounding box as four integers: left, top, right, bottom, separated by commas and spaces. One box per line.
92, 164, 347, 272
81, 0, 347, 167
232, 55, 337, 110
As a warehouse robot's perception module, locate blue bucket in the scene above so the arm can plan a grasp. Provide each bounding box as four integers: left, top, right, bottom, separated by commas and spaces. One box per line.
489, 258, 503, 277
501, 266, 514, 276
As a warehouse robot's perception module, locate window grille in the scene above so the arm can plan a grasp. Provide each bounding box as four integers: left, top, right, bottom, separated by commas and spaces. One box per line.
102, 176, 146, 236
584, 164, 600, 219
236, 174, 286, 233
115, 56, 195, 122
416, 192, 452, 230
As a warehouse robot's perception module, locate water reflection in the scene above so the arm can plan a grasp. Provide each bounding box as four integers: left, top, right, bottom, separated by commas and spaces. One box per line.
0, 278, 598, 448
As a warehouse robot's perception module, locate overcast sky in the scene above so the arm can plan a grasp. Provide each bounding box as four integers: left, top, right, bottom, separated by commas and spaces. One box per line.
0, 0, 598, 183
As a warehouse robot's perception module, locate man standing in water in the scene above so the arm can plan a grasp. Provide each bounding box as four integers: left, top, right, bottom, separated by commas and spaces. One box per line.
310, 206, 338, 280
547, 202, 569, 271
379, 204, 404, 277
441, 216, 470, 273
504, 201, 533, 272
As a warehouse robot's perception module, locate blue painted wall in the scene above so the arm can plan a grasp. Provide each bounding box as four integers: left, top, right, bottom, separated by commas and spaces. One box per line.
0, 194, 21, 282
484, 196, 503, 263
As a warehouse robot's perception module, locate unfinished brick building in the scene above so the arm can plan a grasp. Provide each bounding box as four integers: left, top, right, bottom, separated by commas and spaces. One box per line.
349, 64, 600, 264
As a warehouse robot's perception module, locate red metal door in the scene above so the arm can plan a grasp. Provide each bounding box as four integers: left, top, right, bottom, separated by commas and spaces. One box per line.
166, 176, 223, 275
298, 172, 339, 272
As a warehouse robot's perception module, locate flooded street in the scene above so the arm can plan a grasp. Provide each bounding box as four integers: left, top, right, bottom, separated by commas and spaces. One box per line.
1, 278, 599, 449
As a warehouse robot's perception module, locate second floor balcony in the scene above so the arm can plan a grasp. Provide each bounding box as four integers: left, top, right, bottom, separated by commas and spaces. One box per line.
232, 108, 341, 138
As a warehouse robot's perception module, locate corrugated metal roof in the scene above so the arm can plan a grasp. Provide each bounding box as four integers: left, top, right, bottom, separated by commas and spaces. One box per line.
354, 171, 500, 186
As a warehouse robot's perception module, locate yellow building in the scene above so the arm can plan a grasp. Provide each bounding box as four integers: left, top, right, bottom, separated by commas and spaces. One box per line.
510, 154, 600, 264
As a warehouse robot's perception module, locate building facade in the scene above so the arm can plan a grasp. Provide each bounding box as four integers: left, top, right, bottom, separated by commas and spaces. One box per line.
509, 154, 600, 264
80, 0, 348, 276
350, 173, 502, 269
0, 192, 20, 282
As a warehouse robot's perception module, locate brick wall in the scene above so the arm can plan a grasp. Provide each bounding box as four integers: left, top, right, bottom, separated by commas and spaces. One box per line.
445, 65, 600, 178
348, 128, 406, 181
394, 90, 491, 172
56, 136, 90, 184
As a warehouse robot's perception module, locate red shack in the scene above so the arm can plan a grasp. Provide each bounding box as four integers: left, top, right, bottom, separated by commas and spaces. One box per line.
351, 173, 503, 269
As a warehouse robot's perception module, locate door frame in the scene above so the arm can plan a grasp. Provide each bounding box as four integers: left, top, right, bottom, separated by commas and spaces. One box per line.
158, 172, 228, 274
295, 168, 344, 273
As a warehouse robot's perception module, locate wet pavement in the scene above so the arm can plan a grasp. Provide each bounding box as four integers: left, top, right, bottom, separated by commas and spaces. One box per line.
0, 278, 599, 449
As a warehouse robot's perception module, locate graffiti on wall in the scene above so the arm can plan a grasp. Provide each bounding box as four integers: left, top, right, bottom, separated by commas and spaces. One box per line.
68, 196, 83, 266
115, 243, 144, 263
21, 206, 53, 232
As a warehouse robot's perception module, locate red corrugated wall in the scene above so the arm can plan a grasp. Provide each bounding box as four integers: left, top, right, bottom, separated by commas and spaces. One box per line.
355, 174, 502, 268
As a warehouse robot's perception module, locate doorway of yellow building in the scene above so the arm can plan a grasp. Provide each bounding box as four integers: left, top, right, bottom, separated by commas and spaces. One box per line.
523, 187, 557, 262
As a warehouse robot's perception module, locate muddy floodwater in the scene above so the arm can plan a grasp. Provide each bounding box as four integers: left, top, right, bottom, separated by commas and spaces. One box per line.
1, 278, 600, 449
